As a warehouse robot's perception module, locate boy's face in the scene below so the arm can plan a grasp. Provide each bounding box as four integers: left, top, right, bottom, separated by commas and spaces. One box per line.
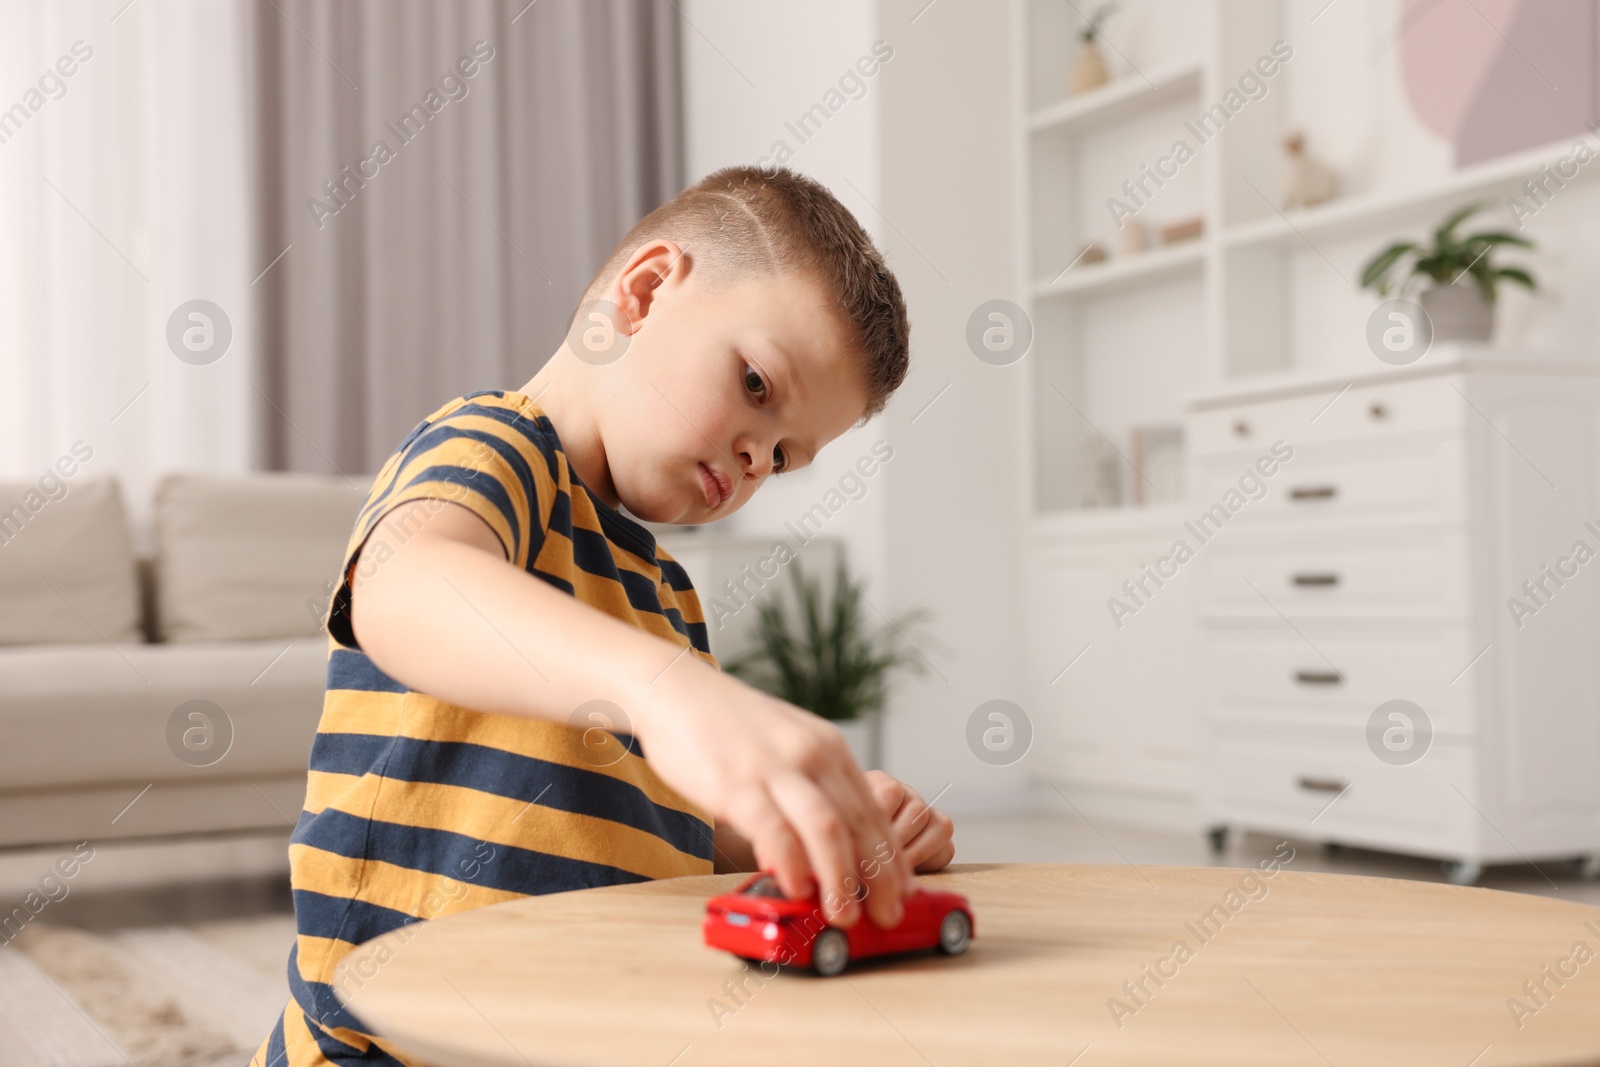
589, 243, 871, 525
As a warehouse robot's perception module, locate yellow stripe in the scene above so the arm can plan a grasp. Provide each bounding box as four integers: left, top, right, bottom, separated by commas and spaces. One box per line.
313, 691, 708, 822
294, 772, 711, 880
303, 769, 365, 816
315, 689, 406, 729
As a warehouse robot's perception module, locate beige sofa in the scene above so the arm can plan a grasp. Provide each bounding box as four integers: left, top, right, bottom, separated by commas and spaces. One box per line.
0, 472, 367, 849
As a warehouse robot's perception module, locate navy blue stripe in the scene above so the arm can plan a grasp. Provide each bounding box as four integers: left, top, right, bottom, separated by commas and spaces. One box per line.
356, 396, 547, 526
570, 522, 620, 581
659, 604, 688, 641
658, 557, 694, 592
286, 942, 374, 1050
292, 887, 419, 944
326, 649, 408, 694
355, 416, 439, 530
546, 482, 572, 535
531, 567, 575, 596
303, 732, 711, 858
451, 401, 563, 498
298, 989, 411, 1066
395, 461, 523, 559
404, 422, 545, 552
685, 618, 709, 651
294, 806, 664, 896
262, 1009, 288, 1067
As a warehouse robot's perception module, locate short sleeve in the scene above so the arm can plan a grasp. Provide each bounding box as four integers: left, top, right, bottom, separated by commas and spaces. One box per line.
326, 394, 556, 651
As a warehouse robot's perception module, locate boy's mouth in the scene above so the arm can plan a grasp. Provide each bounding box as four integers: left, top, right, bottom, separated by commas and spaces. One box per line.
698, 462, 731, 509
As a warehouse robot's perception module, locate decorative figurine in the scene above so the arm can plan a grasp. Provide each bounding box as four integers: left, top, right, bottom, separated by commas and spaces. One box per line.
1282, 130, 1339, 211
704, 871, 974, 977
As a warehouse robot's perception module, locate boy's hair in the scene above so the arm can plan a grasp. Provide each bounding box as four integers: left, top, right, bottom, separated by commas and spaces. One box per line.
581, 165, 910, 422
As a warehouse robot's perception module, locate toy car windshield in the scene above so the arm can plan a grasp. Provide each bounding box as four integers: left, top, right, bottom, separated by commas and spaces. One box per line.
740, 874, 788, 899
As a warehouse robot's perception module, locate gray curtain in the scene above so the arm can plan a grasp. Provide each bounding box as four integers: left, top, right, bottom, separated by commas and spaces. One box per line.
248, 0, 683, 475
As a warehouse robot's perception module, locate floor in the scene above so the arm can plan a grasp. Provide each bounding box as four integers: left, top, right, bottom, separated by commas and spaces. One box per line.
1, 811, 1594, 1067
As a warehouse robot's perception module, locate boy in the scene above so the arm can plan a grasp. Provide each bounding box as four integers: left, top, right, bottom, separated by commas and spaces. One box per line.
254, 165, 954, 1066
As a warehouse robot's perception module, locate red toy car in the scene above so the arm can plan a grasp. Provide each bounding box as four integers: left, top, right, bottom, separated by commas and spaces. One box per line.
703, 871, 974, 976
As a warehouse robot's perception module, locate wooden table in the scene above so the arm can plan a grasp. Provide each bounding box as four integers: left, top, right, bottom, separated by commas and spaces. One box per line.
335, 863, 1600, 1066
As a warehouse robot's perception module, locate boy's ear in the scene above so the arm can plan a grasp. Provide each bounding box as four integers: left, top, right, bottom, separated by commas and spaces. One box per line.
609, 239, 689, 335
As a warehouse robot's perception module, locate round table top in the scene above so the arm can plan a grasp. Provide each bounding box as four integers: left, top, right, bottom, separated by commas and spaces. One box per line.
335, 862, 1600, 1067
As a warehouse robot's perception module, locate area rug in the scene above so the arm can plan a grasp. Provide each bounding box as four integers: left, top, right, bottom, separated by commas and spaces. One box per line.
0, 914, 295, 1067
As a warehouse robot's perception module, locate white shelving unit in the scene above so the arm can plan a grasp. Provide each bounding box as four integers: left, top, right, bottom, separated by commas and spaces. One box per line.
1012, 0, 1600, 842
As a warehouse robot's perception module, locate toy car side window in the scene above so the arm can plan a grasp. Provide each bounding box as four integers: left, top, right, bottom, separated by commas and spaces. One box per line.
742, 875, 788, 899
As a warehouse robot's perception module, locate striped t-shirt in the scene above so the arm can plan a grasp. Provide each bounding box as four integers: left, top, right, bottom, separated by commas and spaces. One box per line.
253, 390, 718, 1067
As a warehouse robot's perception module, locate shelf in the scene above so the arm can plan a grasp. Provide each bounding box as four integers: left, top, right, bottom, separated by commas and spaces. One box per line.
1032, 239, 1204, 300
1187, 343, 1600, 411
1222, 134, 1600, 252
1027, 61, 1203, 138
1029, 502, 1193, 543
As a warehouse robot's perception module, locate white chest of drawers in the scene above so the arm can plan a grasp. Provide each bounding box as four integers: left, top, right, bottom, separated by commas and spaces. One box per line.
1187, 350, 1600, 883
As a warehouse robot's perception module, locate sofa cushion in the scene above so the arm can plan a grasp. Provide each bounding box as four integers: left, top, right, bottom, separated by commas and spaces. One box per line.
0, 477, 141, 646
0, 637, 328, 789
155, 472, 368, 642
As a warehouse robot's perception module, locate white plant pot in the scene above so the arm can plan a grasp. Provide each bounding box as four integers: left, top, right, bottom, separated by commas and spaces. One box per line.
1419, 284, 1493, 342
834, 712, 880, 770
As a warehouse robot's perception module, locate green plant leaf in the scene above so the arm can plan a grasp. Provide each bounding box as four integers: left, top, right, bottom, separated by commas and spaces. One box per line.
1434, 202, 1484, 245
722, 557, 931, 722
1463, 230, 1535, 249
1495, 266, 1537, 291
1359, 242, 1418, 291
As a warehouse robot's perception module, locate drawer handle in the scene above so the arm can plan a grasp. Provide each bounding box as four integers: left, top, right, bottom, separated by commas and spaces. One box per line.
1233, 419, 1250, 438
1290, 485, 1338, 501
1294, 670, 1344, 686
1292, 572, 1340, 587
1297, 776, 1347, 794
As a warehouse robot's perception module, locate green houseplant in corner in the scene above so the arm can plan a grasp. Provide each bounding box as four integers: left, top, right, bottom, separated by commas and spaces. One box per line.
721, 557, 930, 770
1359, 201, 1537, 342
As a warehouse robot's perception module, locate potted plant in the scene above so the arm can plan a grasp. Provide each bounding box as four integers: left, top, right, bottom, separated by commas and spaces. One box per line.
1071, 2, 1119, 95
1359, 202, 1536, 342
721, 558, 929, 770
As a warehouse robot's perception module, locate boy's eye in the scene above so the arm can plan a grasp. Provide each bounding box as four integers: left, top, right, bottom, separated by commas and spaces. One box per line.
772, 445, 787, 474
743, 363, 767, 398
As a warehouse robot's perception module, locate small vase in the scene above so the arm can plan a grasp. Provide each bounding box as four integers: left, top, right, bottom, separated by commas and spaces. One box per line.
835, 711, 880, 769
1419, 284, 1493, 342
1072, 40, 1110, 95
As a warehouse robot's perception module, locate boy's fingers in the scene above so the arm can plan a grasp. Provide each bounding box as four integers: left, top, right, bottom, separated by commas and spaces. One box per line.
864, 769, 905, 817
767, 773, 859, 926
916, 839, 956, 873
891, 792, 936, 849
824, 765, 911, 927
727, 786, 809, 898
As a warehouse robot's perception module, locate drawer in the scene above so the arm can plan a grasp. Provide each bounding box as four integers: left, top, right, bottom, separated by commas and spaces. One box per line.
1190, 437, 1466, 528
1199, 629, 1477, 734
1202, 728, 1478, 857
1198, 532, 1470, 620
1188, 372, 1467, 457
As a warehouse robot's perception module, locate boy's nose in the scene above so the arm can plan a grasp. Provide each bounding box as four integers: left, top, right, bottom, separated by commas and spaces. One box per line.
738, 443, 776, 479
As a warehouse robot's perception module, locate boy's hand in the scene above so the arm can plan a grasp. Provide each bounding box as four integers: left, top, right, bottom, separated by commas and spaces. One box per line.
863, 770, 955, 874
631, 662, 916, 930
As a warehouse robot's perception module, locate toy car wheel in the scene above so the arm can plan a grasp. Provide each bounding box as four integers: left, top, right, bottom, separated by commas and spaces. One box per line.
811, 929, 849, 976
937, 910, 971, 955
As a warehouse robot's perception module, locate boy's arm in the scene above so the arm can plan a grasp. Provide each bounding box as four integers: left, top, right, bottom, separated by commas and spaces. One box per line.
349, 500, 916, 928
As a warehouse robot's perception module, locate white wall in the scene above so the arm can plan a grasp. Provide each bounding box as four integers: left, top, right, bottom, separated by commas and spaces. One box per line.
679, 1, 891, 667
681, 0, 1030, 813
875, 0, 1028, 812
